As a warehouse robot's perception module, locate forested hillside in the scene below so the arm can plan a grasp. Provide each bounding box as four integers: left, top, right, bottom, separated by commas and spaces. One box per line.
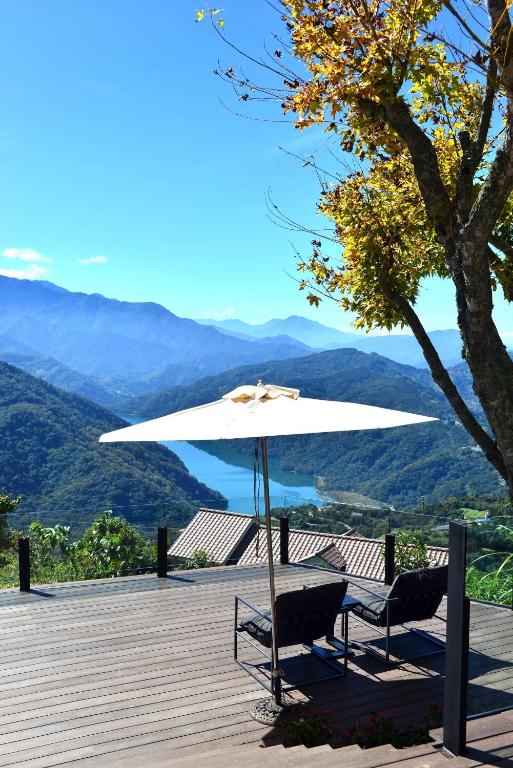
0, 341, 117, 408
129, 348, 501, 508
0, 362, 225, 522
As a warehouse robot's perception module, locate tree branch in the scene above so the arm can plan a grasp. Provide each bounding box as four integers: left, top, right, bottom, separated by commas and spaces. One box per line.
489, 232, 513, 258
487, 0, 513, 95
357, 97, 454, 240
380, 280, 508, 480
465, 118, 513, 250
457, 59, 498, 222
443, 0, 490, 51
474, 58, 498, 162
487, 240, 513, 299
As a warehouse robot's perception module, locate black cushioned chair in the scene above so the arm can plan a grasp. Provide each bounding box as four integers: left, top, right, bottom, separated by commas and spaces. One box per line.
349, 565, 448, 664
235, 581, 348, 693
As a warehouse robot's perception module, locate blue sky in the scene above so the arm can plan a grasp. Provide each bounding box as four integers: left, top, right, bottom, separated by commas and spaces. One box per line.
0, 0, 510, 335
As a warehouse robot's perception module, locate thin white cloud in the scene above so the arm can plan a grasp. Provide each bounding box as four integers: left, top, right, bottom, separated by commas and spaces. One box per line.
0, 263, 46, 280
195, 307, 237, 320
212, 307, 236, 320
78, 255, 108, 266
1, 247, 51, 263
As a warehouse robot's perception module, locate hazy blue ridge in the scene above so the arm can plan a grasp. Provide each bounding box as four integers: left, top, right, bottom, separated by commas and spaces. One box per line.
0, 336, 119, 408
127, 347, 501, 508
0, 360, 225, 519
199, 315, 473, 368
0, 277, 314, 395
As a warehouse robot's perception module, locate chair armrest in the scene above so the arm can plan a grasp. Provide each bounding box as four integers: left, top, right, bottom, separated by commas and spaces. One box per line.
350, 581, 388, 599
235, 594, 268, 617
349, 582, 400, 603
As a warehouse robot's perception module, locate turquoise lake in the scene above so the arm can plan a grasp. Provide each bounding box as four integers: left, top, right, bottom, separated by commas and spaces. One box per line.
167, 440, 327, 513
120, 415, 327, 513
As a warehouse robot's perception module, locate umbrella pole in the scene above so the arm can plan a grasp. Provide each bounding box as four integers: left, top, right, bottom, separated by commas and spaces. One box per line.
261, 436, 282, 708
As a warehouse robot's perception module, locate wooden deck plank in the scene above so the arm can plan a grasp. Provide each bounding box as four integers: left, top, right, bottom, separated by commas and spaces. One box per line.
0, 564, 511, 767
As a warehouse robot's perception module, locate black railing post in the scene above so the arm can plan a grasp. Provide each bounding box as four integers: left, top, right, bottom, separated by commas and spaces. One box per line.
280, 516, 289, 565
443, 522, 469, 757
18, 537, 30, 592
157, 526, 168, 578
384, 533, 395, 585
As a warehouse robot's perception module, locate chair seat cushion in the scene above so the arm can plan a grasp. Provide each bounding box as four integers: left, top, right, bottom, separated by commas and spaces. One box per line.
351, 593, 387, 627
239, 611, 272, 648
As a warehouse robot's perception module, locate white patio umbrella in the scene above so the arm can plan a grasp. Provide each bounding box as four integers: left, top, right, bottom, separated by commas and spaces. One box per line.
99, 381, 437, 716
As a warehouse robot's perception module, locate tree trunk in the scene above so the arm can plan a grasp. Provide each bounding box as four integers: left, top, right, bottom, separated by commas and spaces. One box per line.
454, 238, 513, 496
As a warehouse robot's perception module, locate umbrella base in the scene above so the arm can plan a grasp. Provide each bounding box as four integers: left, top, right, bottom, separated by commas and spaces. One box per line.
250, 697, 287, 725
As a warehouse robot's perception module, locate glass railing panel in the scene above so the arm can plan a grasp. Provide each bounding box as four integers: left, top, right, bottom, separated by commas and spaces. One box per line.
465, 518, 513, 718
0, 504, 191, 587
465, 516, 513, 607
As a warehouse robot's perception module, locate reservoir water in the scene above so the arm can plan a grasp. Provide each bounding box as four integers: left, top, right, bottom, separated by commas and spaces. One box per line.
120, 415, 327, 513
167, 440, 326, 513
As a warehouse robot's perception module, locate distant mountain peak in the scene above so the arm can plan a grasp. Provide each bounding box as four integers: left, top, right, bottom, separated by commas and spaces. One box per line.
0, 275, 314, 395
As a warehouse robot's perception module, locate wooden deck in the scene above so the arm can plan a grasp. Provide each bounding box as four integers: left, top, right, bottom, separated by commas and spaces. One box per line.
0, 563, 512, 767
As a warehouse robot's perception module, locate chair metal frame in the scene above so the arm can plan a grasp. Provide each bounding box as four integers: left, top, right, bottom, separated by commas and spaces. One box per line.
348, 580, 446, 664
234, 590, 348, 694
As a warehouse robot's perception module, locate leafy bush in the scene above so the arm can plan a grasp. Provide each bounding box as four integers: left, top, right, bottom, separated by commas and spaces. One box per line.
78, 511, 156, 578
172, 548, 219, 570
341, 705, 442, 749
184, 548, 218, 569
466, 566, 513, 605
393, 530, 430, 574
280, 704, 442, 749
466, 524, 513, 605
279, 710, 335, 747
0, 493, 21, 553
0, 511, 157, 587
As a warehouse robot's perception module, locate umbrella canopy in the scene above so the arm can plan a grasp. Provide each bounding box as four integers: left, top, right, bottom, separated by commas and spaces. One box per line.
99, 382, 437, 443
99, 381, 437, 717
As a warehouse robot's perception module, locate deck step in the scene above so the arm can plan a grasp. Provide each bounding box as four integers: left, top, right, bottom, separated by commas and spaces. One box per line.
100, 718, 513, 768
169, 741, 340, 767
281, 743, 333, 753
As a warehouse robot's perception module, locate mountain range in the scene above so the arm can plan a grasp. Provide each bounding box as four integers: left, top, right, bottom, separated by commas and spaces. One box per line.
0, 361, 225, 521
198, 315, 468, 368
0, 277, 312, 402
0, 276, 505, 513
127, 348, 500, 508
0, 277, 490, 410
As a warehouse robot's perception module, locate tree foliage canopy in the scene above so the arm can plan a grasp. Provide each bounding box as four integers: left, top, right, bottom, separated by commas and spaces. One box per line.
276, 0, 513, 328
200, 0, 513, 496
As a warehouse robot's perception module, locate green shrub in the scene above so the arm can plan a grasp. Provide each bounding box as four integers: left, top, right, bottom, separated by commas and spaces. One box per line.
466, 566, 513, 604
466, 524, 513, 605
0, 493, 22, 553
183, 549, 218, 569
0, 511, 157, 587
280, 704, 442, 749
77, 511, 156, 578
279, 710, 335, 747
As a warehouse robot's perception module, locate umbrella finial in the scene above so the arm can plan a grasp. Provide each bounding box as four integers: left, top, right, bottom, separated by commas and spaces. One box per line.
222, 382, 301, 403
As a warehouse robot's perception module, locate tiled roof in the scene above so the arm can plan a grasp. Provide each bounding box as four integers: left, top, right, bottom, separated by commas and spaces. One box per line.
315, 535, 390, 581
237, 526, 354, 566
169, 508, 449, 582
304, 537, 449, 581
168, 508, 256, 564
239, 527, 449, 581
312, 543, 347, 571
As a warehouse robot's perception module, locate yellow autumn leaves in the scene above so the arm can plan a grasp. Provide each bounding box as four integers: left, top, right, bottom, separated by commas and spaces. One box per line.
195, 7, 224, 27
280, 0, 511, 328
